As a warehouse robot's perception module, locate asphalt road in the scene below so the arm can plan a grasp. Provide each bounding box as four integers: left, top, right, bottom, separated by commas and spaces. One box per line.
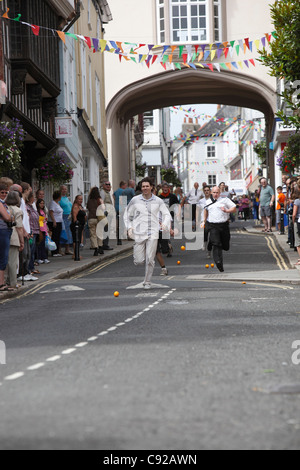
0, 228, 300, 450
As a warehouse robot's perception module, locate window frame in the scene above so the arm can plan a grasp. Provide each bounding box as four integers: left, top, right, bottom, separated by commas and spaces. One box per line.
170, 0, 210, 44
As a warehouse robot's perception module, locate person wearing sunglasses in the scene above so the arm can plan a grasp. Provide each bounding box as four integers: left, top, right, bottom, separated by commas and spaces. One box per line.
0, 184, 14, 292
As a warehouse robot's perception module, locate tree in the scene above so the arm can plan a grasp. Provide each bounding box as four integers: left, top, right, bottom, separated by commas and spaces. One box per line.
259, 0, 300, 131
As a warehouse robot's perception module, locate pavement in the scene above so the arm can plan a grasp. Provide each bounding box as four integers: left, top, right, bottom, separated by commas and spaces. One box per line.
1, 226, 300, 450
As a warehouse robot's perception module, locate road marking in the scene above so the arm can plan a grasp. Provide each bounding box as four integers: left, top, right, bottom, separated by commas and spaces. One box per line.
0, 288, 177, 387
4, 372, 25, 381
27, 363, 45, 371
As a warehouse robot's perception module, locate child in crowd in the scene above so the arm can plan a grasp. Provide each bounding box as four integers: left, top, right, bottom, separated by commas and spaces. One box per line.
36, 199, 50, 265
276, 186, 286, 234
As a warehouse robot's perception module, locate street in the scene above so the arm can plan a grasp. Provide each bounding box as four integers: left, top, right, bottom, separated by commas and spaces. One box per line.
0, 227, 300, 450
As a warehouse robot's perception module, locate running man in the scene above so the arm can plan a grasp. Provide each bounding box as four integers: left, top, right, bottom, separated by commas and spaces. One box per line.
202, 186, 236, 272
124, 178, 172, 290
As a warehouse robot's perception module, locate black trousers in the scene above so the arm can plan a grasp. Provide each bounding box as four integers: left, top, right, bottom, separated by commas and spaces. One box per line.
206, 222, 231, 265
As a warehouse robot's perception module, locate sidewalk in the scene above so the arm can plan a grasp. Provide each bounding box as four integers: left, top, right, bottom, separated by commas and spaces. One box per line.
0, 239, 134, 302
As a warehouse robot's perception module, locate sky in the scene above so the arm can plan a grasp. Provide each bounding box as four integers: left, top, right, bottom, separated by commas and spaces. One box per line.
170, 103, 219, 138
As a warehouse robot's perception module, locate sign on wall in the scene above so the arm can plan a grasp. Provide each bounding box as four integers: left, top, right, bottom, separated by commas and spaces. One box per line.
55, 117, 73, 139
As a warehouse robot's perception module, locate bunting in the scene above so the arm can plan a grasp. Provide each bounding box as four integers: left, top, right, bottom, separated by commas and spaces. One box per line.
1, 10, 275, 73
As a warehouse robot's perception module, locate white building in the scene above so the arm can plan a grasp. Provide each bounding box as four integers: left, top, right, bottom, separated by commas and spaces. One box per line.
142, 108, 171, 184
172, 106, 265, 194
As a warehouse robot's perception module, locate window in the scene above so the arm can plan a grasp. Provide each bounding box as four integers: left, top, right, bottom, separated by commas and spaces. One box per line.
157, 0, 166, 44
214, 0, 222, 42
89, 58, 93, 128
144, 111, 154, 130
207, 146, 216, 158
171, 0, 207, 43
208, 175, 216, 186
81, 42, 87, 111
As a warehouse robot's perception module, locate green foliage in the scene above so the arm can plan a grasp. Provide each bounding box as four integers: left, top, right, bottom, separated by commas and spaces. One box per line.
161, 165, 182, 187
136, 162, 147, 177
259, 0, 300, 130
35, 152, 74, 186
0, 119, 25, 179
253, 141, 267, 162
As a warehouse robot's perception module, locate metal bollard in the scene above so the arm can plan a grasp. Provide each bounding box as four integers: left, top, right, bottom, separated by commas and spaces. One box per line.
280, 208, 285, 235
74, 221, 80, 262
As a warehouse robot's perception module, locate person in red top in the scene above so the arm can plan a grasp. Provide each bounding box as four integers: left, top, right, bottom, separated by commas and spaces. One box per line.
276, 186, 286, 234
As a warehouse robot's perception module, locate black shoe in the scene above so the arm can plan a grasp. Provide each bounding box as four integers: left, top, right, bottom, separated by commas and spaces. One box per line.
117, 240, 122, 246
93, 249, 99, 257
98, 247, 104, 255
103, 246, 113, 251
216, 262, 224, 273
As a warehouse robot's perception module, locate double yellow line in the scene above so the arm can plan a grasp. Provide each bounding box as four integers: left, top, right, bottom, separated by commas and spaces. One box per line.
265, 236, 289, 271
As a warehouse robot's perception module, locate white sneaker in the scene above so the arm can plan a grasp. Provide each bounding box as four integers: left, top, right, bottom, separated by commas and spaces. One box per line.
144, 283, 151, 290
37, 260, 44, 264
52, 254, 62, 258
44, 259, 50, 264
24, 274, 38, 282
160, 268, 168, 276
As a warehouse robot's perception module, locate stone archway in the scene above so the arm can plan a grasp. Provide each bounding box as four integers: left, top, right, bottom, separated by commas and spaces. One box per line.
106, 68, 276, 188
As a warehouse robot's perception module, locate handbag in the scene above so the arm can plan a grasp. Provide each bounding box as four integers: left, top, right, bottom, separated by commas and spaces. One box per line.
45, 235, 57, 252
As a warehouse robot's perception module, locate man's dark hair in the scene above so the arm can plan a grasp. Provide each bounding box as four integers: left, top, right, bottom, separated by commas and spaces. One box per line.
203, 186, 210, 191
141, 177, 154, 186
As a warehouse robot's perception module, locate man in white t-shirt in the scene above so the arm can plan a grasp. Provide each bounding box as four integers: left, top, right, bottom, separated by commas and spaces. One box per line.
202, 186, 236, 272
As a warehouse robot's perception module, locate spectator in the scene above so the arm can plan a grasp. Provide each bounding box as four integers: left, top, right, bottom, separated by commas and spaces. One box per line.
100, 182, 114, 250
87, 187, 104, 256
19, 182, 35, 281
276, 186, 286, 234
259, 178, 275, 233
59, 185, 73, 255
71, 195, 87, 258
36, 199, 50, 265
48, 190, 63, 257
6, 191, 24, 290
292, 188, 300, 266
26, 192, 41, 276
240, 195, 250, 221
0, 183, 14, 291
114, 181, 127, 245
123, 180, 136, 204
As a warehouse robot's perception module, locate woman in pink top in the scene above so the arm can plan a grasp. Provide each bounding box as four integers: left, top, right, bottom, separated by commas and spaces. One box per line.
239, 195, 250, 221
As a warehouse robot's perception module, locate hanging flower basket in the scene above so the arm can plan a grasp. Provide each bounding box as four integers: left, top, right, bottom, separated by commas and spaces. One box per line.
35, 152, 74, 186
0, 119, 25, 178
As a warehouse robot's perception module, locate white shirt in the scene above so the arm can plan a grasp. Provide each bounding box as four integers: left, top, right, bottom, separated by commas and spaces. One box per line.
198, 197, 211, 223
205, 197, 236, 224
124, 194, 171, 242
186, 188, 202, 205
20, 198, 30, 233
48, 200, 64, 223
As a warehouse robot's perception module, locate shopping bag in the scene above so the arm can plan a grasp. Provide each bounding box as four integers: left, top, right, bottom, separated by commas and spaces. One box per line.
45, 235, 57, 252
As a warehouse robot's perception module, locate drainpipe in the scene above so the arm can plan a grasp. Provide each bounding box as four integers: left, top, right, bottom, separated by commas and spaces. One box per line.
63, 0, 81, 33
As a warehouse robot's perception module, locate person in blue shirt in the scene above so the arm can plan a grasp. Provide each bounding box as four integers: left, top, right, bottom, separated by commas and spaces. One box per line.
114, 181, 127, 245
59, 185, 73, 255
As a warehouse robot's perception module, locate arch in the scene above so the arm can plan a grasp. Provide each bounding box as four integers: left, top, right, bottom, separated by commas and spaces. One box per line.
107, 68, 276, 129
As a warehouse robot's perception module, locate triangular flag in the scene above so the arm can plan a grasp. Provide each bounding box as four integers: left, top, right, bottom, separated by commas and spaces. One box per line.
226, 63, 232, 71
13, 14, 21, 22
92, 38, 99, 51
235, 45, 240, 56
207, 64, 214, 72
162, 54, 169, 64
148, 44, 154, 53
2, 8, 9, 19
211, 49, 216, 61
32, 25, 41, 36
99, 39, 107, 52
65, 32, 78, 40
217, 48, 223, 59
85, 36, 92, 49
244, 60, 249, 68
175, 63, 182, 70
224, 47, 229, 59
182, 53, 188, 64
232, 62, 239, 70
230, 40, 235, 48
249, 59, 256, 67
244, 38, 250, 50
152, 55, 158, 65
261, 37, 266, 48
220, 63, 227, 70
254, 39, 261, 51
197, 51, 204, 62
238, 61, 243, 69
215, 63, 221, 73
204, 50, 210, 61
179, 45, 184, 58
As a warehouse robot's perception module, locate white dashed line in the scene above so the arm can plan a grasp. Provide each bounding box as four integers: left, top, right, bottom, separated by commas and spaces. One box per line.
1, 288, 177, 386
27, 363, 45, 371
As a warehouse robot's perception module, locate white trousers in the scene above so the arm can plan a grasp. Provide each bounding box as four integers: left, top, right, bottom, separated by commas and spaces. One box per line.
133, 238, 158, 284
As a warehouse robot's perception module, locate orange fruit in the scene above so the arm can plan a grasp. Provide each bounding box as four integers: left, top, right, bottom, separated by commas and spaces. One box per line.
177, 261, 181, 265
114, 291, 120, 297
181, 246, 186, 251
